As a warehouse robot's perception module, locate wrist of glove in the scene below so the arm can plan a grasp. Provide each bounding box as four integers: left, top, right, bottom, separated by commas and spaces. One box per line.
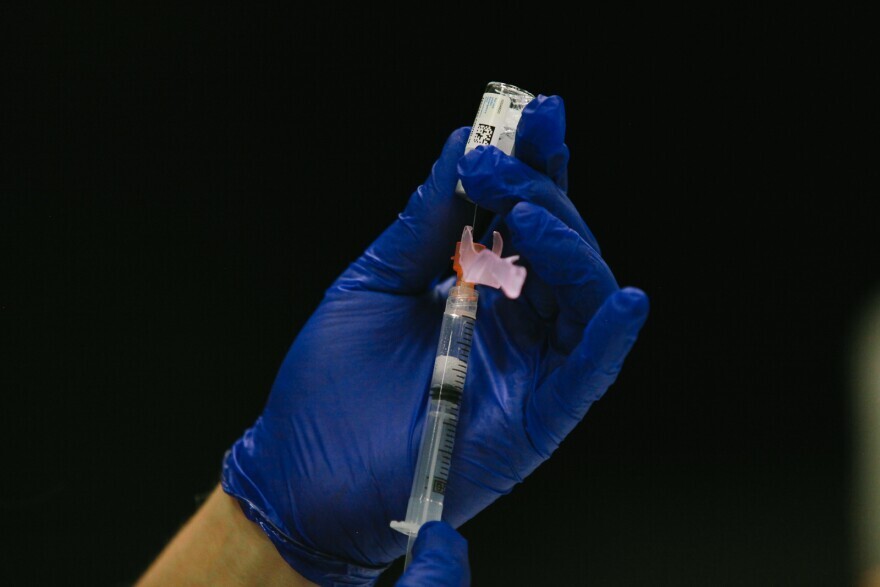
222, 424, 389, 585
224, 449, 469, 585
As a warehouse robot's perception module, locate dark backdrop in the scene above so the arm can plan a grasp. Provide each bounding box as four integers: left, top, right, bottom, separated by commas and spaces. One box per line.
1, 6, 874, 586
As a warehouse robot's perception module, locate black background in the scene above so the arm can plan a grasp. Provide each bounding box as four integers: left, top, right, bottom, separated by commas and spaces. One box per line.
1, 6, 875, 586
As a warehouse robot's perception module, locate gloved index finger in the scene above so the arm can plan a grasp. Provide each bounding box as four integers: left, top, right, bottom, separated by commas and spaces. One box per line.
515, 95, 570, 191
335, 127, 473, 295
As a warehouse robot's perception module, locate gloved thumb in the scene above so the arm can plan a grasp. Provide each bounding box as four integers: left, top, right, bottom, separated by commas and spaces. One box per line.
334, 128, 473, 294
395, 521, 470, 587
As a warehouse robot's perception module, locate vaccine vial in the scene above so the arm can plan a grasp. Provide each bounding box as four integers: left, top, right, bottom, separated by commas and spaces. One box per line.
456, 81, 535, 198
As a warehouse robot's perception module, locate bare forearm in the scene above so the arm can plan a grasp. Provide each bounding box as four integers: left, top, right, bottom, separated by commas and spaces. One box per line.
137, 485, 315, 587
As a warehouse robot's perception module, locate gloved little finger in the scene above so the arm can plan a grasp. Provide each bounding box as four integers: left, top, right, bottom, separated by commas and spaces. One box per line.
524, 287, 649, 458
458, 146, 598, 252
506, 202, 618, 353
394, 521, 470, 587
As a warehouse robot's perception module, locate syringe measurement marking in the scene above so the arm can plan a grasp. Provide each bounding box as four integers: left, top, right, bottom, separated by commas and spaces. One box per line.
417, 313, 475, 525
421, 407, 459, 495
435, 415, 458, 489
422, 407, 460, 496
418, 314, 465, 523
427, 414, 458, 495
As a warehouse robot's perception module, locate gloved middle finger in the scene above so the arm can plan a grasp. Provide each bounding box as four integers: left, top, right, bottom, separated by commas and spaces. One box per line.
458, 146, 599, 252
473, 215, 557, 322
506, 202, 619, 354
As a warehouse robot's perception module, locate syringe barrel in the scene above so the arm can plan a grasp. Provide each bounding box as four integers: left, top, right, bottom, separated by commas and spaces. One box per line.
401, 285, 478, 532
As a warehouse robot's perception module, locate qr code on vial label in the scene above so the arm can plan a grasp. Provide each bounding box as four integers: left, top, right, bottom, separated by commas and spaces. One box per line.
472, 123, 495, 146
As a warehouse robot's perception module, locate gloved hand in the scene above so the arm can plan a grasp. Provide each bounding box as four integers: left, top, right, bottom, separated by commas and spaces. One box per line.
394, 522, 469, 587
222, 95, 649, 585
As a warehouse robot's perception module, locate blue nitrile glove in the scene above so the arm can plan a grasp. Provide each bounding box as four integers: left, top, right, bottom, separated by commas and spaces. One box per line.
221, 95, 649, 585
394, 522, 469, 587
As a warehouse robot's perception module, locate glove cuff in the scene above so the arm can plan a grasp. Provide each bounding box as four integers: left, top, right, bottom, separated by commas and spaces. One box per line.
221, 448, 388, 586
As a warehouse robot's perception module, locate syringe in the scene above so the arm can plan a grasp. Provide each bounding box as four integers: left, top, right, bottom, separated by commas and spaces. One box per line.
390, 276, 478, 568
390, 81, 533, 568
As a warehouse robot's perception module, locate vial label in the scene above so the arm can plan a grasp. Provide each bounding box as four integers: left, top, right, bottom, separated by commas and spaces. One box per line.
465, 93, 513, 155
457, 89, 529, 198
